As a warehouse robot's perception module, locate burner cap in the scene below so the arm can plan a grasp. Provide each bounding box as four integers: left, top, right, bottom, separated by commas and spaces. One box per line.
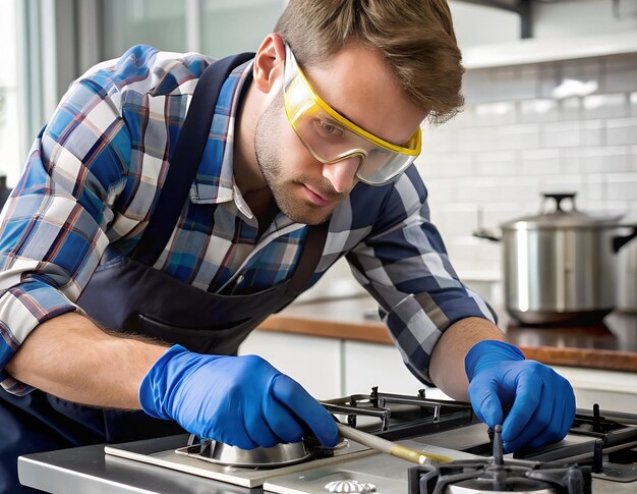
178, 440, 313, 468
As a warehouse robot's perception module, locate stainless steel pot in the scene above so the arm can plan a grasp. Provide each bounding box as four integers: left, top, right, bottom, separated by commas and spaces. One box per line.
475, 193, 637, 325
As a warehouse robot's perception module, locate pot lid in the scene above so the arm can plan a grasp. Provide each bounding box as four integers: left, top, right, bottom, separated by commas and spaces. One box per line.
501, 192, 624, 229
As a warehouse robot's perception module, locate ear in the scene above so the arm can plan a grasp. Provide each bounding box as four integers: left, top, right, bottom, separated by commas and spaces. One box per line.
253, 33, 286, 94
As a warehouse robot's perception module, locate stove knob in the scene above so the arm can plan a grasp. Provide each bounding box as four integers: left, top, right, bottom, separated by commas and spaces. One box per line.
324, 480, 377, 493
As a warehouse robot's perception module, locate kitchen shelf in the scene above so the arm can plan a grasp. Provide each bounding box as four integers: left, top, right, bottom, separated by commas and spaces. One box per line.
462, 30, 637, 69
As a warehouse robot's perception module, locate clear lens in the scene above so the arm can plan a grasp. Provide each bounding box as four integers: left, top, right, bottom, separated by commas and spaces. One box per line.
283, 44, 421, 185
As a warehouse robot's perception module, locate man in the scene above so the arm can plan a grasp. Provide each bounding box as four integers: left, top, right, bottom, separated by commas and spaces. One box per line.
0, 1, 575, 492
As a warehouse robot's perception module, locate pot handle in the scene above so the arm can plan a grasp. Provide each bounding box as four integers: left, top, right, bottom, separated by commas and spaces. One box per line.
473, 228, 501, 242
542, 192, 577, 213
613, 227, 637, 253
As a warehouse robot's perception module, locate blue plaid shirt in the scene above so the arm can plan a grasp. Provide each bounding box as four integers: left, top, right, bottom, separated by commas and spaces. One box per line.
0, 45, 494, 394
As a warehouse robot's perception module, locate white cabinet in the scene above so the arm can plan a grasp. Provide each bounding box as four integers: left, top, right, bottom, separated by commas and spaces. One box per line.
343, 341, 439, 397
239, 331, 342, 400
553, 366, 637, 413
239, 331, 450, 400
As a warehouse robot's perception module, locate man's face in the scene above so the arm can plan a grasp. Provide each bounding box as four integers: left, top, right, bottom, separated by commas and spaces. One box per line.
254, 43, 426, 225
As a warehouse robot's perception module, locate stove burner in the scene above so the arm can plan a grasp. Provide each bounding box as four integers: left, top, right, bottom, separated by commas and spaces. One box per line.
321, 386, 476, 441
174, 434, 351, 468
408, 426, 592, 494
175, 435, 313, 468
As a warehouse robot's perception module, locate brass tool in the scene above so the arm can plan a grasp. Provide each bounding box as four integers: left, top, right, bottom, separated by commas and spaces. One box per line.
336, 422, 453, 464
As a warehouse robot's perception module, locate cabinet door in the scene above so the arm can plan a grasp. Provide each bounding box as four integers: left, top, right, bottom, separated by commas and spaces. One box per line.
239, 331, 342, 400
343, 341, 450, 399
554, 366, 637, 413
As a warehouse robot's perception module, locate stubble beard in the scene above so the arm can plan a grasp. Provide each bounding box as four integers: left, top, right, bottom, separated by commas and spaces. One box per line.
254, 98, 334, 226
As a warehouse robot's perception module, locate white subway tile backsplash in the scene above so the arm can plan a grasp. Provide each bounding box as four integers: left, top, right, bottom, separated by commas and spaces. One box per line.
538, 63, 561, 99
605, 173, 637, 202
461, 176, 541, 205
416, 152, 473, 178
583, 174, 605, 202
540, 173, 583, 188
434, 204, 480, 236
455, 126, 498, 152
423, 177, 462, 204
475, 159, 517, 177
412, 53, 637, 282
582, 120, 605, 147
521, 148, 562, 175
479, 202, 541, 227
493, 66, 539, 102
473, 101, 516, 126
461, 69, 493, 104
604, 55, 637, 94
560, 57, 604, 92
497, 123, 541, 151
606, 118, 637, 146
445, 236, 503, 279
559, 97, 582, 121
519, 99, 559, 123
563, 146, 631, 174
421, 125, 455, 153
543, 121, 583, 148
583, 93, 628, 119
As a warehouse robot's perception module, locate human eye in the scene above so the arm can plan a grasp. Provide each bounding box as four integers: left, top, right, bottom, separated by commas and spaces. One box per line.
313, 117, 345, 139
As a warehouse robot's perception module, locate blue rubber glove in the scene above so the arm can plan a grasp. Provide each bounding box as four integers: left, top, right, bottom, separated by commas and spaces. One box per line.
139, 345, 339, 450
465, 340, 575, 452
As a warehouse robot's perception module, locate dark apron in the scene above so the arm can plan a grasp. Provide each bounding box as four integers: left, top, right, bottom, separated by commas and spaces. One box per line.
0, 52, 328, 494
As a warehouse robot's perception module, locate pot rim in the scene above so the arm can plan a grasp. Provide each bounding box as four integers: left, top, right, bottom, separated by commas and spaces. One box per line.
501, 221, 635, 231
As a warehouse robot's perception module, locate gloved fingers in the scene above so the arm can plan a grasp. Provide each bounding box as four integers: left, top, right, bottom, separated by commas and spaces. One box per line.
467, 375, 505, 428
523, 378, 576, 450
500, 367, 544, 447
244, 406, 282, 449
270, 374, 339, 447
501, 380, 548, 452
261, 393, 306, 444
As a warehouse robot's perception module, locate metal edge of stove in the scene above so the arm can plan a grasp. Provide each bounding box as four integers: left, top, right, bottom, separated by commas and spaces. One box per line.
105, 437, 379, 488
17, 439, 258, 494
262, 439, 483, 494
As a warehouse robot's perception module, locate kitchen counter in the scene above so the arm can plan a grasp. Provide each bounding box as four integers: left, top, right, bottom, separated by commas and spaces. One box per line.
258, 296, 637, 373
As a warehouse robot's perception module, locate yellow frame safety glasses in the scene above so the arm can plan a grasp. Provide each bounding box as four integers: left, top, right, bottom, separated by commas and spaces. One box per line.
282, 43, 422, 186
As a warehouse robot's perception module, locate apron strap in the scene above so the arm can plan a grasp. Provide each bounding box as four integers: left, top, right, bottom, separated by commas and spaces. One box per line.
133, 52, 255, 265
286, 221, 330, 296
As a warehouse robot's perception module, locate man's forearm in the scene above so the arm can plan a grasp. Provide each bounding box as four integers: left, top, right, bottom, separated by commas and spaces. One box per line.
5, 312, 169, 409
428, 317, 505, 401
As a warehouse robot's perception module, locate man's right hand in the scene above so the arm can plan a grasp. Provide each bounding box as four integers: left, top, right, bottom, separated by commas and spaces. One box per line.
139, 344, 338, 449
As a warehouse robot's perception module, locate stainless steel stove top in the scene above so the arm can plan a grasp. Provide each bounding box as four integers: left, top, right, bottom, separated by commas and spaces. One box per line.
17, 388, 637, 494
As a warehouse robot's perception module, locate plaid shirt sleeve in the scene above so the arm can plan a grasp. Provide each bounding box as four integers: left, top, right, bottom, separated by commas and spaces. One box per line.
0, 45, 170, 394
346, 166, 496, 385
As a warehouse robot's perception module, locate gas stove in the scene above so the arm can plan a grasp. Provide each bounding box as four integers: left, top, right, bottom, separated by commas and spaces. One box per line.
99, 387, 637, 494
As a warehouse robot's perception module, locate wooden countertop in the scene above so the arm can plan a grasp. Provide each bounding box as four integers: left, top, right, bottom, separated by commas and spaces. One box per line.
258, 296, 637, 372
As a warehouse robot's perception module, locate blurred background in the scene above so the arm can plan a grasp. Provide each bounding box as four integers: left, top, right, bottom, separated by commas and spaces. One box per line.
1, 0, 637, 304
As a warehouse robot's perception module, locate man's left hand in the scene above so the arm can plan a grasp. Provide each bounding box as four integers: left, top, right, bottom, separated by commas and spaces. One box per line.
464, 340, 576, 452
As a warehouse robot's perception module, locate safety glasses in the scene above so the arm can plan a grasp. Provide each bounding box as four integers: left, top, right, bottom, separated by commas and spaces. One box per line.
282, 44, 422, 186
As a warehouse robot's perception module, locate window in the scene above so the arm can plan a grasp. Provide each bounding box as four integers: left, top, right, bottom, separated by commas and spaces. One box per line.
0, 0, 22, 187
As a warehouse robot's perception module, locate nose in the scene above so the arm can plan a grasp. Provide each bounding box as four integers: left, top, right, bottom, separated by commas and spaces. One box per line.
322, 156, 360, 194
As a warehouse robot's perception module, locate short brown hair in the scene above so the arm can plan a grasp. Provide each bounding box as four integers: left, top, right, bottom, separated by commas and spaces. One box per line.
274, 0, 464, 124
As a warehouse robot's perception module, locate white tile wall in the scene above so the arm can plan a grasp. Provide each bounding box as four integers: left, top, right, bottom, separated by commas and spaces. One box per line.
419, 53, 637, 284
